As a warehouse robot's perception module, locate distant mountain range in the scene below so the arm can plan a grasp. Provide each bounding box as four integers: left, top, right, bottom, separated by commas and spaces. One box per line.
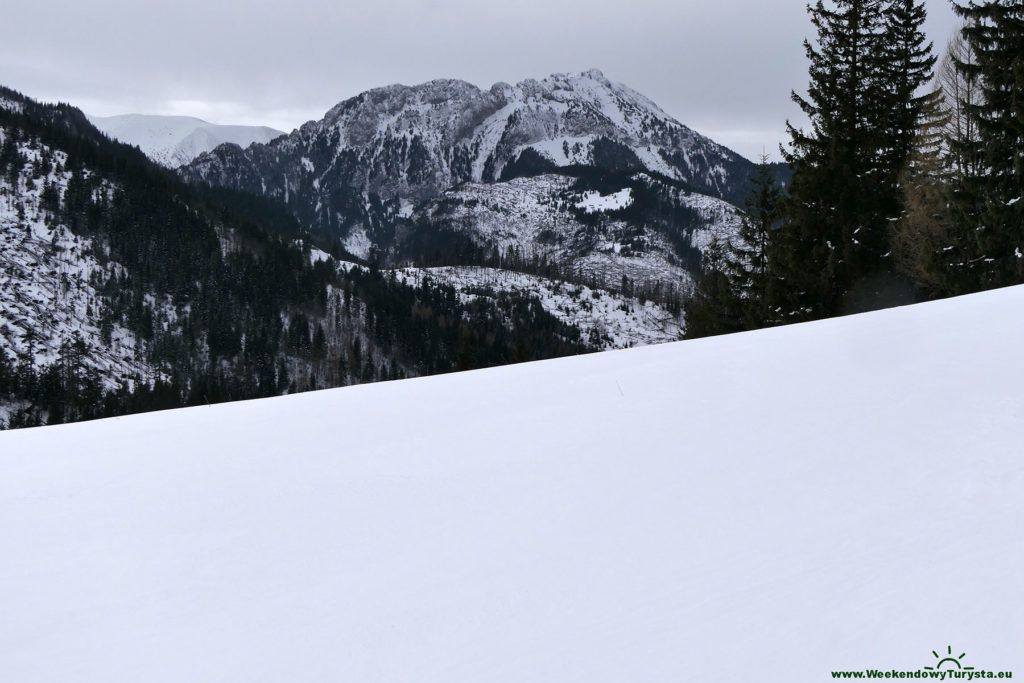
88, 114, 284, 168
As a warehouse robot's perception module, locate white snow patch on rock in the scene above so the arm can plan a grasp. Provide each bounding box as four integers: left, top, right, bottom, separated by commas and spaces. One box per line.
342, 226, 373, 260
575, 188, 633, 214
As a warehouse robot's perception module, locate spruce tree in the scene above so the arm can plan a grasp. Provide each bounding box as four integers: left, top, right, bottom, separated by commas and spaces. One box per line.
780, 0, 889, 320
726, 154, 783, 329
951, 0, 1024, 289
777, 0, 935, 318
683, 236, 743, 339
880, 0, 937, 211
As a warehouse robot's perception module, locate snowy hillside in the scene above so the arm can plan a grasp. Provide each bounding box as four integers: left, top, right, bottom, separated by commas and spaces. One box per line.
394, 266, 683, 348
0, 129, 157, 422
88, 114, 284, 168
411, 173, 742, 291
2, 286, 1021, 681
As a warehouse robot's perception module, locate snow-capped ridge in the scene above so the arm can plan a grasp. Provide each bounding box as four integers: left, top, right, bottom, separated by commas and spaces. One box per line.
176, 70, 760, 302
181, 69, 756, 223
89, 113, 284, 168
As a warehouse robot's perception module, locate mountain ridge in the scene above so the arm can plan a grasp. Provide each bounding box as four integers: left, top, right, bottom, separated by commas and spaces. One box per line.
180, 70, 763, 238
88, 113, 284, 168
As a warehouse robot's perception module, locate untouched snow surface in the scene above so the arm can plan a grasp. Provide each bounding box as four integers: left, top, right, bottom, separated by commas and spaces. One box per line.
2, 287, 1023, 681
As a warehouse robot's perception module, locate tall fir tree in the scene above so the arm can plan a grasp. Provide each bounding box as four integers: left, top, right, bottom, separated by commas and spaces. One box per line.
880, 0, 937, 215
951, 0, 1024, 289
775, 0, 934, 319
683, 236, 743, 340
881, 1, 937, 166
726, 154, 783, 329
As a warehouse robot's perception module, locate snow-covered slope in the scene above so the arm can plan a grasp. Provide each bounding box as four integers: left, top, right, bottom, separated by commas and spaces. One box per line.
0, 129, 157, 422
395, 266, 683, 348
3, 286, 1021, 681
88, 114, 284, 168
410, 173, 742, 291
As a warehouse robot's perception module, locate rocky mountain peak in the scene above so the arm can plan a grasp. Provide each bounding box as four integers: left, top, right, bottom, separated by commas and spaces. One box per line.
180, 70, 757, 240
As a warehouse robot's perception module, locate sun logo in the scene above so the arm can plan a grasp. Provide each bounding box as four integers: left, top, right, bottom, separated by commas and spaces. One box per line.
924, 646, 975, 672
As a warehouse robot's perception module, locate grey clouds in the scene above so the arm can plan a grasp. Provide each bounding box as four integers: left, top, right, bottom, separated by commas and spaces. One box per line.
0, 0, 960, 161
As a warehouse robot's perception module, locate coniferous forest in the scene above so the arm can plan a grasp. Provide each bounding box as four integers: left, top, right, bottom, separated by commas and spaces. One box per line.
0, 92, 592, 427
685, 0, 1024, 339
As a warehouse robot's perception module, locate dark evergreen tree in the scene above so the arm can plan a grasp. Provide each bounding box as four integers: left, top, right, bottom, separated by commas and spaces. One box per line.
880, 0, 938, 209
950, 0, 1024, 289
777, 0, 934, 319
454, 327, 476, 371
726, 154, 783, 329
683, 237, 743, 339
780, 0, 888, 319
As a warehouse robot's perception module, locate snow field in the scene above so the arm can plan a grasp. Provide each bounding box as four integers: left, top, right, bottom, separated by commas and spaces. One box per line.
2, 285, 1022, 682
575, 188, 634, 213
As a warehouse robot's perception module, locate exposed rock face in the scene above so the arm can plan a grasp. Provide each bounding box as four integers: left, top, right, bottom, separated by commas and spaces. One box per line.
180, 70, 756, 242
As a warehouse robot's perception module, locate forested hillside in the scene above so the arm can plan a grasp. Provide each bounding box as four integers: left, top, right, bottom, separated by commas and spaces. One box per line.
0, 88, 599, 427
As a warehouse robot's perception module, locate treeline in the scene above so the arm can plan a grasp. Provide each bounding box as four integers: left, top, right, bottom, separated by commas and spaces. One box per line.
401, 228, 687, 316
342, 265, 591, 375
685, 0, 1024, 338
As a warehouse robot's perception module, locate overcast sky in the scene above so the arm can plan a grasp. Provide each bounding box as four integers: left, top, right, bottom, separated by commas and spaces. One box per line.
1, 0, 959, 161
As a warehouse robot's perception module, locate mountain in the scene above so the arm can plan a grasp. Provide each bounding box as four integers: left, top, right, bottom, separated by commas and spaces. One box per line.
88, 113, 284, 168
180, 70, 761, 241
6, 86, 654, 427
2, 284, 1020, 681
178, 70, 771, 295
